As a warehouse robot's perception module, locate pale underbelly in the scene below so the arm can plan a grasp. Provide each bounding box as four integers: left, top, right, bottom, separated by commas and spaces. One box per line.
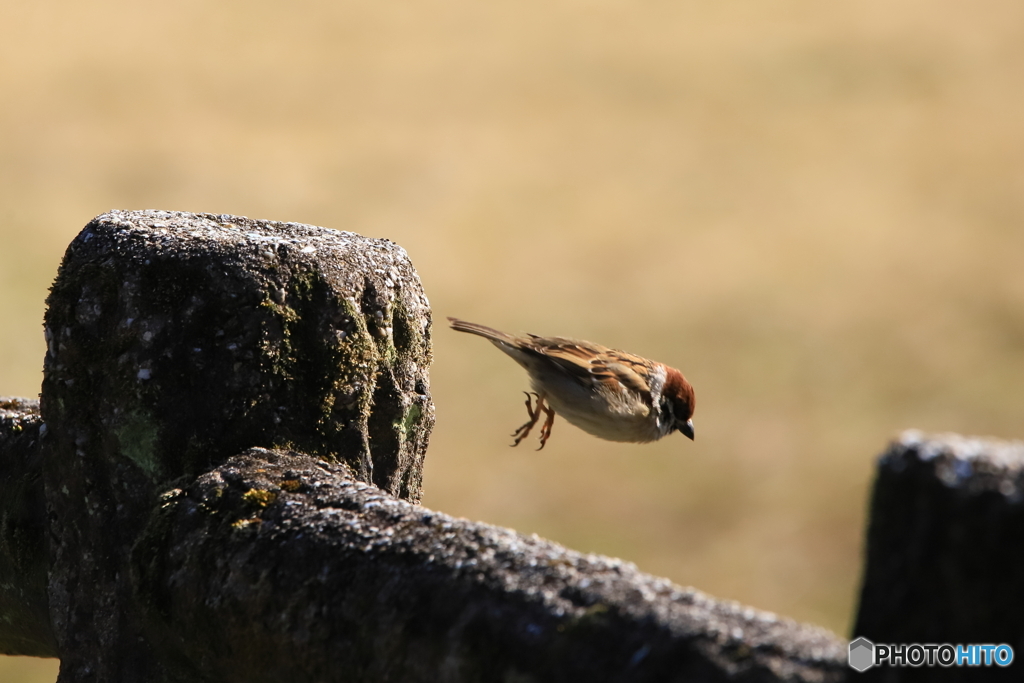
542, 391, 663, 443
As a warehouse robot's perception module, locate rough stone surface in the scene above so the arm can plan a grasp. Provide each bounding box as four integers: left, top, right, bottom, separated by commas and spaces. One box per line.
853, 430, 1024, 681
131, 447, 846, 683
43, 210, 433, 493
40, 210, 434, 681
0, 397, 55, 657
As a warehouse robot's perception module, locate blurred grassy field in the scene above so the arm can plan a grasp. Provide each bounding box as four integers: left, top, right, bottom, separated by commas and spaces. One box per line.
2, 0, 1023, 677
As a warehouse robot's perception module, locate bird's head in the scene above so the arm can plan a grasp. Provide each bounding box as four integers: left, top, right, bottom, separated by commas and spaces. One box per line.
662, 366, 696, 441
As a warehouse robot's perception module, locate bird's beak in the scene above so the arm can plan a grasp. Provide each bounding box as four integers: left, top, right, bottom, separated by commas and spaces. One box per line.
679, 419, 695, 441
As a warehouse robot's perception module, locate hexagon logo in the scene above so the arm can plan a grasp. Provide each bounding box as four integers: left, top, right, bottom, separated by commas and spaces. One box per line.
849, 637, 875, 672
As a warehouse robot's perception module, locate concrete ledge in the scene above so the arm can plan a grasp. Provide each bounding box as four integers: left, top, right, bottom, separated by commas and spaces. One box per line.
133, 447, 846, 683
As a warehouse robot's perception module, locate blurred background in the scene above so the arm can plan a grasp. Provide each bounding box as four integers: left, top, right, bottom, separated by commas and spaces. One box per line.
2, 0, 1023, 679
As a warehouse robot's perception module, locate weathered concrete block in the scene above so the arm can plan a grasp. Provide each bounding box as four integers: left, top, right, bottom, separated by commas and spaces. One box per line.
0, 397, 55, 657
43, 210, 433, 494
853, 431, 1024, 681
132, 447, 846, 683
40, 210, 434, 681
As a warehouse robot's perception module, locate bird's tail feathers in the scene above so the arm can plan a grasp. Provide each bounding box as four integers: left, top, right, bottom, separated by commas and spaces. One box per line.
447, 317, 515, 343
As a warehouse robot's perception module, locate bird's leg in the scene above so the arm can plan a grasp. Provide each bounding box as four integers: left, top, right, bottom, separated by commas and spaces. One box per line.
511, 392, 541, 447
536, 397, 556, 451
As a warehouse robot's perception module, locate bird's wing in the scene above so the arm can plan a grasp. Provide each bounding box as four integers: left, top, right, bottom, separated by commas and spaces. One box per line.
526, 336, 653, 400
596, 355, 653, 399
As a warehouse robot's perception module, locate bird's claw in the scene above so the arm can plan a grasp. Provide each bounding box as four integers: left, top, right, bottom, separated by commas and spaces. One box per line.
511, 392, 554, 449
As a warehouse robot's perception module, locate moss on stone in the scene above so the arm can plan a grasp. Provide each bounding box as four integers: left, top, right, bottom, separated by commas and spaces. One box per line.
398, 404, 422, 441
242, 488, 277, 508
115, 411, 162, 480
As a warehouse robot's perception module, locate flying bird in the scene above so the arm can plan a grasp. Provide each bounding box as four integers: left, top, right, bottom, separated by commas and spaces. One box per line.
448, 317, 695, 450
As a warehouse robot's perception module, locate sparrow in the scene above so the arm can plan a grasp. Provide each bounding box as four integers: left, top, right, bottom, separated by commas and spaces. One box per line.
448, 317, 695, 449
